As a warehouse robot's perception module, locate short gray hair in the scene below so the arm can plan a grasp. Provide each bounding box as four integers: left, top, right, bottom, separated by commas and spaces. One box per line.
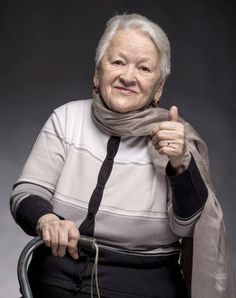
95, 13, 171, 82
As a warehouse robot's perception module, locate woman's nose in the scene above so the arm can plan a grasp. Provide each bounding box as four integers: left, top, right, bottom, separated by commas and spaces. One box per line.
119, 66, 136, 85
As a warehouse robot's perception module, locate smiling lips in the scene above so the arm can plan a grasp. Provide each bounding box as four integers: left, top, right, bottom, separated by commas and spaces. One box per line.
114, 86, 137, 94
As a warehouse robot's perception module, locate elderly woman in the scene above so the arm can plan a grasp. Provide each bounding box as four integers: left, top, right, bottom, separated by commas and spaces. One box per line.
11, 14, 234, 298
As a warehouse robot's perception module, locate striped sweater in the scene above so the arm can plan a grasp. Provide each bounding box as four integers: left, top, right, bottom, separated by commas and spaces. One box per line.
10, 99, 207, 255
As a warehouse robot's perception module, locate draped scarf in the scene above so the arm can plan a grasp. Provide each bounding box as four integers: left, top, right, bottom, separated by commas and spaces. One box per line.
91, 92, 236, 298
91, 91, 209, 173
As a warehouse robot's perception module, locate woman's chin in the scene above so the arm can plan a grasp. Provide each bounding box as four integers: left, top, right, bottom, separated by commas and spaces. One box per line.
109, 104, 136, 113
107, 99, 142, 113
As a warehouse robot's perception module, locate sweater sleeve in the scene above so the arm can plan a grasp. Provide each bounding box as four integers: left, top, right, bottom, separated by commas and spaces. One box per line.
15, 194, 65, 236
15, 195, 52, 236
167, 155, 208, 237
10, 106, 67, 235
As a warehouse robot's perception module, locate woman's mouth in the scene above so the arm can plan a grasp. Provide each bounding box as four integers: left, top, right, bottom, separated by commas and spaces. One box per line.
114, 86, 137, 94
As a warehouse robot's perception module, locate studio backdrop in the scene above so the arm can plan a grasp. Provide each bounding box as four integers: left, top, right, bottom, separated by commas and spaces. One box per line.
0, 0, 235, 296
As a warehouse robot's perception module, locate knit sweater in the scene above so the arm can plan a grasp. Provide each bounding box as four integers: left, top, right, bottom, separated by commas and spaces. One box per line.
11, 99, 207, 255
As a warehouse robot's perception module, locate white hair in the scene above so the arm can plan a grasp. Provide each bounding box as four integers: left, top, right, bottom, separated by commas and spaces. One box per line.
95, 13, 171, 82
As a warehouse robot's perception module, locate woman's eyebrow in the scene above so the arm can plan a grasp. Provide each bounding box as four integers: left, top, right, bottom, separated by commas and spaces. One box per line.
138, 57, 153, 63
109, 50, 154, 63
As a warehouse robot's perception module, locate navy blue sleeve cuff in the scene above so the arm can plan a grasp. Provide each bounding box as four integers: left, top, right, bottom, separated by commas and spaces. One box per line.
15, 195, 64, 236
166, 155, 208, 219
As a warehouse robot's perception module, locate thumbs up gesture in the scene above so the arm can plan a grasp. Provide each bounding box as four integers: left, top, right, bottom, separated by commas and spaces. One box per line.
152, 106, 191, 171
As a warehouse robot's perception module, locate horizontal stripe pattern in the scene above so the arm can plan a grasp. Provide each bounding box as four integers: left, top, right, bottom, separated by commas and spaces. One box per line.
11, 99, 203, 253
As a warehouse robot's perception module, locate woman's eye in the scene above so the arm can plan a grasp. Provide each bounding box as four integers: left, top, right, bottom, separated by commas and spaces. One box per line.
112, 60, 124, 66
140, 66, 151, 72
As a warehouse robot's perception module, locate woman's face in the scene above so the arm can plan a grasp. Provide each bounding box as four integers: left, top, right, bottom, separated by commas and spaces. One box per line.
94, 29, 163, 113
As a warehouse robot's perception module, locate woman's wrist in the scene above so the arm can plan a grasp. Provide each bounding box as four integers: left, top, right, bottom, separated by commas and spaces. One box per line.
169, 151, 191, 174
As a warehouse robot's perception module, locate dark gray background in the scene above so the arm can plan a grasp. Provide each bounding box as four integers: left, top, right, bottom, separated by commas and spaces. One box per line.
0, 0, 235, 296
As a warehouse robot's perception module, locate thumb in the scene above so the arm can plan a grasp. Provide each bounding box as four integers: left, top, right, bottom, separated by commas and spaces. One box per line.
169, 106, 178, 122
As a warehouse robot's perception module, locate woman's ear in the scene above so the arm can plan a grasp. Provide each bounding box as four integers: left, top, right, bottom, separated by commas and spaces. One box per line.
93, 69, 100, 94
93, 68, 99, 89
153, 81, 165, 105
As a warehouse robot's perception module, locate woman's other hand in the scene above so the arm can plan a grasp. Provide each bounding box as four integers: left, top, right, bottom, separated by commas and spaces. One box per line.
36, 214, 80, 259
152, 106, 191, 171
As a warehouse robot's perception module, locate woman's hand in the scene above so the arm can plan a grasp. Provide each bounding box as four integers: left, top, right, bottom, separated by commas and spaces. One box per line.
36, 213, 80, 259
152, 106, 191, 171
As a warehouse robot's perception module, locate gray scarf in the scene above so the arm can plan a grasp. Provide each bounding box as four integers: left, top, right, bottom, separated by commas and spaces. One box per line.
91, 92, 236, 298
91, 92, 209, 175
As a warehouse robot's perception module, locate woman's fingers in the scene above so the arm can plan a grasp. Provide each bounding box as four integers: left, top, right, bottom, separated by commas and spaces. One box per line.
152, 106, 186, 158
151, 105, 191, 171
169, 105, 179, 122
67, 227, 80, 259
49, 226, 59, 257
155, 139, 185, 156
152, 121, 185, 158
42, 226, 51, 248
38, 215, 80, 259
57, 228, 68, 257
41, 218, 60, 257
